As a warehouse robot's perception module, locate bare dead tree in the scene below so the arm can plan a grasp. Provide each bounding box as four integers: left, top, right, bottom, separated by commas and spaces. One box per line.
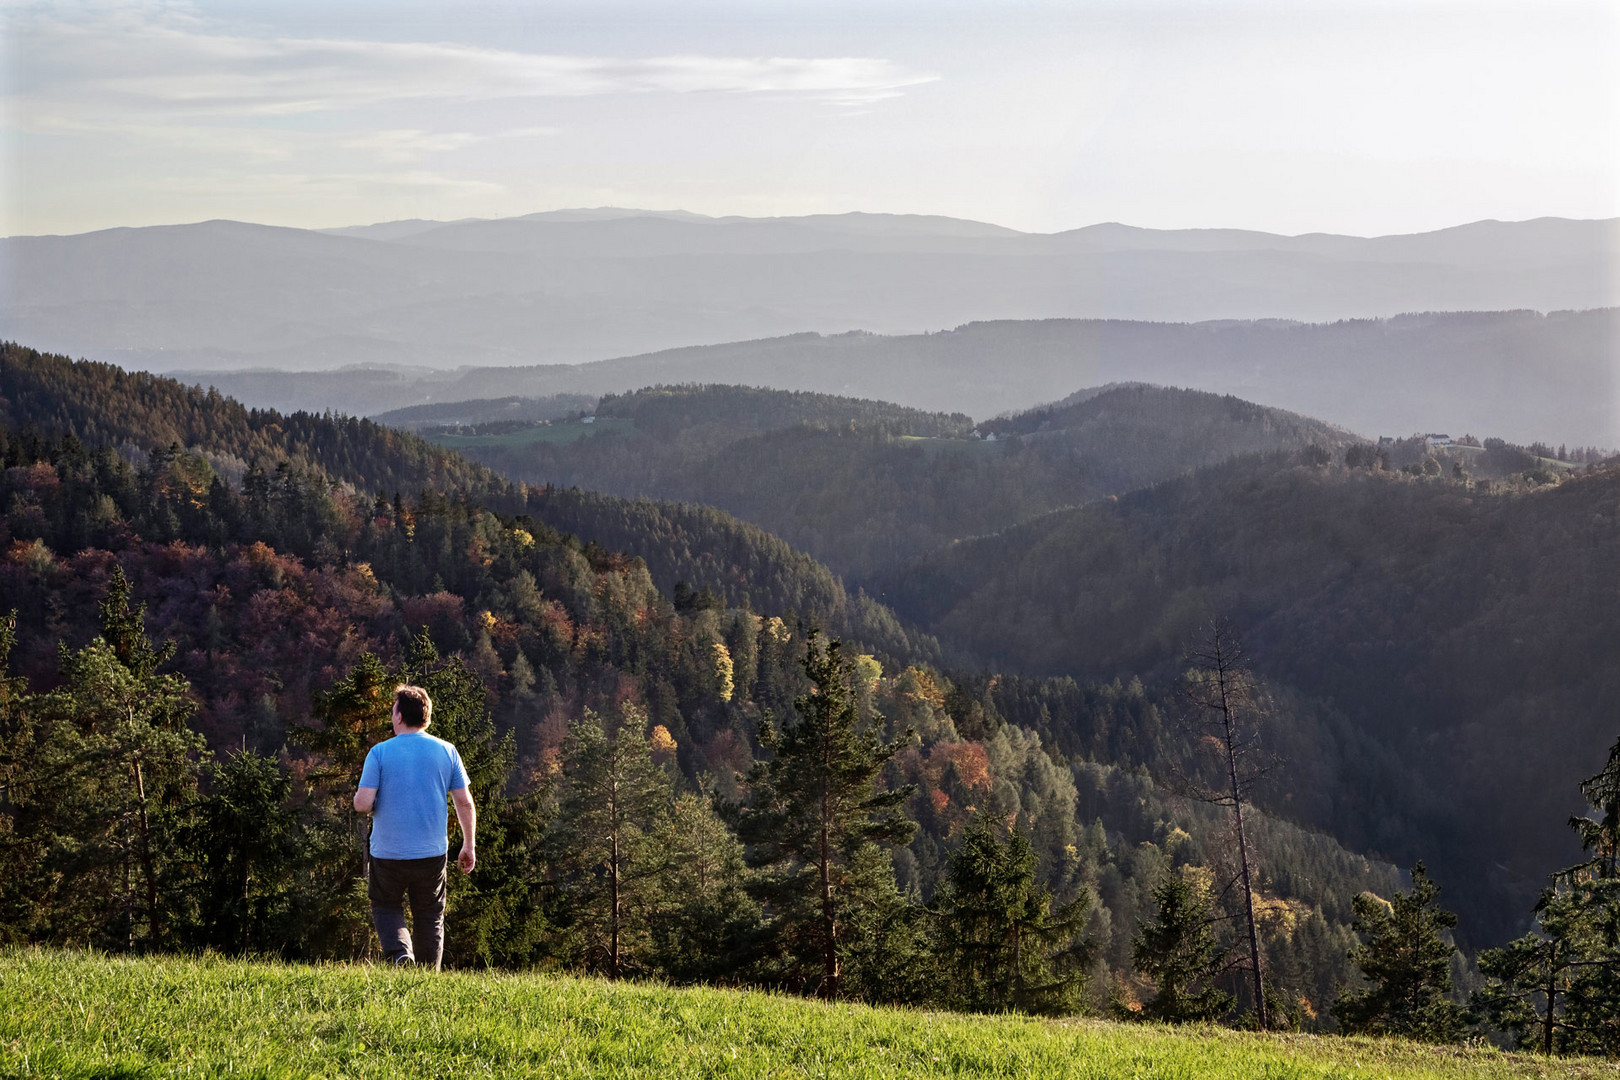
1179, 618, 1275, 1030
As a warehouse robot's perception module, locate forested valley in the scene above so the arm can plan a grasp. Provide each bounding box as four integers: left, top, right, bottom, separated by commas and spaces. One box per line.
426, 382, 1360, 581
1, 342, 1617, 1052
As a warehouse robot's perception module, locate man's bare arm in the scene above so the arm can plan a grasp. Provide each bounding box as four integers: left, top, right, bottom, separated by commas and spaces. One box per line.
451, 787, 476, 873
354, 786, 377, 814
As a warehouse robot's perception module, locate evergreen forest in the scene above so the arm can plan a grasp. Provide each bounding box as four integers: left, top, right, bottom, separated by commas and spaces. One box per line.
1, 341, 1617, 1053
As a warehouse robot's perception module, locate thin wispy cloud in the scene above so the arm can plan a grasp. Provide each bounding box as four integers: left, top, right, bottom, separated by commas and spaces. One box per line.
2, 0, 1611, 237
7, 7, 937, 127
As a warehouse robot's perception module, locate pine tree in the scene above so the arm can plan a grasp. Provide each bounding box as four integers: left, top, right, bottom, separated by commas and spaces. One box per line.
934, 814, 1092, 1014
1334, 863, 1465, 1043
1475, 886, 1589, 1054
553, 704, 671, 978
1131, 871, 1234, 1023
1, 579, 204, 950
734, 630, 916, 998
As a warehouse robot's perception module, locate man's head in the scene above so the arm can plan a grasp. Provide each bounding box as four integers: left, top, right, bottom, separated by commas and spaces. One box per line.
393, 685, 432, 730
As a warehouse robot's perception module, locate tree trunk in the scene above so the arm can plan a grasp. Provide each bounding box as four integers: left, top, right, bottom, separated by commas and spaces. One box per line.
609, 766, 621, 980
820, 804, 838, 998
1215, 643, 1267, 1031
241, 822, 252, 955
132, 752, 160, 947
1543, 942, 1557, 1056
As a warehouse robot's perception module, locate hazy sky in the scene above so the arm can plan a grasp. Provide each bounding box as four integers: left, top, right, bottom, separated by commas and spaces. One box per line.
3, 0, 1616, 237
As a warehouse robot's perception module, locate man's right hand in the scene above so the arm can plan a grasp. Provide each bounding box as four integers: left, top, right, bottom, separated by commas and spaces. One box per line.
458, 845, 476, 874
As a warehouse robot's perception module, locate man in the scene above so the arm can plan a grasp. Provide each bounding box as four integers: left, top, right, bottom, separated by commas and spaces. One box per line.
353, 684, 476, 969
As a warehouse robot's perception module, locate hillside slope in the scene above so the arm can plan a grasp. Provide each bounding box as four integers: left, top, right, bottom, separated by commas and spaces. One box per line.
0, 342, 921, 658
6, 951, 1604, 1080
0, 341, 1406, 1004
879, 454, 1620, 938
441, 383, 1358, 582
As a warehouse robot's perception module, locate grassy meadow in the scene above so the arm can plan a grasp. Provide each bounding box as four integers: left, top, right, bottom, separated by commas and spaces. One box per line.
3, 951, 1613, 1079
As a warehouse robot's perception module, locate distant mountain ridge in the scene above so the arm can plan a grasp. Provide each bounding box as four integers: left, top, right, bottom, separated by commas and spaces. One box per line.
3, 210, 1613, 385
174, 310, 1619, 447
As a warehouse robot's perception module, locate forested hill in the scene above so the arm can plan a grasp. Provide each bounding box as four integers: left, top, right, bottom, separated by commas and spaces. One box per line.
0, 339, 1407, 1021
176, 308, 1619, 448
428, 382, 1359, 582
878, 451, 1620, 939
0, 344, 496, 498
595, 384, 973, 440
0, 342, 920, 658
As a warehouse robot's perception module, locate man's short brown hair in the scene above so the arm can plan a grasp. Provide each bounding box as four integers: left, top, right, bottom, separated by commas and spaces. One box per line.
394, 685, 432, 728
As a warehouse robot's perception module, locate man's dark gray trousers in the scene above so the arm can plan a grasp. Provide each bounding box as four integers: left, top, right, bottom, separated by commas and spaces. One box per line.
368, 854, 447, 969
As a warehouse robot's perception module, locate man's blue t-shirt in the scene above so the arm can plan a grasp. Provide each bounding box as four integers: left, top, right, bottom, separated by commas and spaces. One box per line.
358, 730, 471, 860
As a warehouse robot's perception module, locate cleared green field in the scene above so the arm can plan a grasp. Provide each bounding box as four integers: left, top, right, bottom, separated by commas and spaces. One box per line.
430, 416, 635, 450
2, 952, 1611, 1079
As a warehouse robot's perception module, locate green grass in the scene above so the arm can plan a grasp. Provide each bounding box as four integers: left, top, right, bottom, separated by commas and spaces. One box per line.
1, 951, 1611, 1079
429, 417, 634, 450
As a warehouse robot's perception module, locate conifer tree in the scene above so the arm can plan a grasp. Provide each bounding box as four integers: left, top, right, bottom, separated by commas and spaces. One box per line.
194, 749, 302, 956
1475, 886, 1589, 1055
553, 704, 672, 978
1477, 739, 1620, 1056
642, 793, 760, 983
934, 814, 1092, 1014
1, 577, 204, 950
1334, 864, 1465, 1043
735, 630, 915, 998
0, 612, 35, 941
1180, 620, 1273, 1028
1131, 871, 1234, 1023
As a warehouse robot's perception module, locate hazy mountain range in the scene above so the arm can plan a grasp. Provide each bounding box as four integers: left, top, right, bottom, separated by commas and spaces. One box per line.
171, 310, 1619, 447
3, 208, 1615, 380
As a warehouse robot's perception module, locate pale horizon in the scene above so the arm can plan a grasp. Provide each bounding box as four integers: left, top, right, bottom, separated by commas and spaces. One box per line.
8, 205, 1620, 243
4, 1, 1616, 239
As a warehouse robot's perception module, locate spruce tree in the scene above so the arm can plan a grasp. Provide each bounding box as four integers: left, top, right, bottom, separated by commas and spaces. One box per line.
734, 630, 915, 998
935, 814, 1092, 1015
194, 749, 303, 956
642, 793, 760, 983
1131, 871, 1234, 1023
1334, 863, 1465, 1043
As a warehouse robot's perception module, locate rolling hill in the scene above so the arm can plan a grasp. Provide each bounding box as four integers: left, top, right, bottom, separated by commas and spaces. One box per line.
176, 309, 1619, 448
430, 382, 1360, 583
0, 342, 924, 661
